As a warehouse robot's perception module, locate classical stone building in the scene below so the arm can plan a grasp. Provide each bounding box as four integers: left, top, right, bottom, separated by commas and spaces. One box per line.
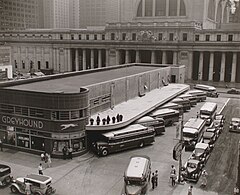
0, 0, 240, 86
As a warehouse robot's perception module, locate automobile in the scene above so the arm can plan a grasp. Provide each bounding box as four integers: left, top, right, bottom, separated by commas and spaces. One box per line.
229, 118, 240, 133
202, 131, 216, 150
0, 164, 13, 187
206, 127, 220, 139
190, 143, 210, 165
10, 174, 56, 195
182, 159, 203, 182
213, 114, 225, 133
227, 88, 240, 94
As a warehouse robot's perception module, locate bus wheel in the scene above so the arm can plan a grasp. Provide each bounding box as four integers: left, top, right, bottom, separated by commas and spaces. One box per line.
139, 141, 144, 148
101, 149, 108, 156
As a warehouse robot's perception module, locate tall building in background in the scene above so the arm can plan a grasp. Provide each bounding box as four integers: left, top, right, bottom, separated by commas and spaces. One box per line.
43, 0, 79, 29
0, 0, 43, 30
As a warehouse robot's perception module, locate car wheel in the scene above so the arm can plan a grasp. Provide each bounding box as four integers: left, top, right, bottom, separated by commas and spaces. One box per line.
10, 186, 18, 193
139, 141, 144, 148
101, 149, 108, 156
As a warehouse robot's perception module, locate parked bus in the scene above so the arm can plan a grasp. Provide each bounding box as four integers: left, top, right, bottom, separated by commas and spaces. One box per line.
183, 118, 206, 151
92, 124, 155, 156
149, 108, 179, 126
194, 84, 219, 98
200, 102, 217, 125
178, 94, 197, 107
158, 102, 183, 111
124, 155, 151, 195
186, 90, 207, 102
171, 97, 191, 111
134, 116, 165, 135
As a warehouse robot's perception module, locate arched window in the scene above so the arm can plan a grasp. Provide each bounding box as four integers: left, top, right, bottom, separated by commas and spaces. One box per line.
137, 0, 143, 17
169, 0, 177, 16
156, 0, 166, 16
208, 0, 216, 20
216, 1, 222, 23
179, 0, 186, 16
145, 0, 153, 16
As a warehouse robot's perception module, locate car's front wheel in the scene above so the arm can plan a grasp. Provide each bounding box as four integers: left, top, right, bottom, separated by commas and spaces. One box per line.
10, 186, 18, 194
101, 148, 108, 156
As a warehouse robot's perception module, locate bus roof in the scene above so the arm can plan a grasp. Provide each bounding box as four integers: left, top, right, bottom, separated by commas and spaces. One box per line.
150, 108, 178, 117
183, 127, 198, 134
179, 94, 194, 98
186, 90, 207, 95
125, 156, 150, 178
194, 84, 216, 91
159, 102, 179, 109
171, 97, 187, 102
200, 102, 217, 111
102, 124, 147, 138
135, 116, 162, 123
184, 118, 205, 129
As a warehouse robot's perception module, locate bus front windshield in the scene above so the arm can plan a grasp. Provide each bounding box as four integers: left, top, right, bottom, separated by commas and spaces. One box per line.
125, 178, 145, 186
183, 132, 198, 138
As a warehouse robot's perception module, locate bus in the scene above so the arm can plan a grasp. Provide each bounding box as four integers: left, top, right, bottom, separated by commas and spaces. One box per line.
92, 124, 155, 156
171, 97, 191, 111
183, 118, 206, 151
158, 102, 183, 111
149, 108, 179, 126
134, 116, 165, 135
123, 155, 151, 195
186, 90, 207, 102
194, 84, 219, 98
178, 94, 197, 107
200, 102, 217, 125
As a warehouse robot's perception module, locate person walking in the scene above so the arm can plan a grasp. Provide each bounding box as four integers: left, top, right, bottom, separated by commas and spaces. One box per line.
201, 170, 208, 187
38, 163, 43, 175
46, 153, 52, 168
155, 170, 158, 187
188, 185, 193, 195
170, 165, 176, 186
151, 172, 155, 190
62, 146, 67, 160
68, 147, 73, 159
96, 115, 101, 125
0, 139, 3, 151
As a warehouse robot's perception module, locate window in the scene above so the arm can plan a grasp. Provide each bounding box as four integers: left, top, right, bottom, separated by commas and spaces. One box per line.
195, 35, 199, 41
158, 33, 163, 41
169, 33, 174, 41
132, 33, 136, 41
182, 33, 188, 41
78, 34, 81, 40
59, 111, 70, 120
14, 60, 17, 68
46, 61, 49, 69
228, 34, 233, 41
60, 34, 63, 40
217, 35, 221, 41
102, 34, 105, 40
122, 33, 126, 40
94, 34, 97, 40
71, 34, 74, 40
111, 33, 115, 40
71, 110, 79, 119
205, 35, 210, 41
22, 61, 25, 69
86, 34, 89, 40
38, 61, 41, 69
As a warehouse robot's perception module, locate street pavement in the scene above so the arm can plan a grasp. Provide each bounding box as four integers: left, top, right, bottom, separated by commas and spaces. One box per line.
0, 85, 231, 195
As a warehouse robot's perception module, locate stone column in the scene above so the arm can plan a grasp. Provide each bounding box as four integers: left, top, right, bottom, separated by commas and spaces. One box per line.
152, 0, 156, 17
151, 50, 156, 64
98, 49, 102, 68
75, 49, 79, 71
173, 51, 178, 65
90, 49, 94, 69
49, 47, 53, 69
208, 52, 214, 81
56, 48, 60, 72
162, 51, 167, 64
220, 52, 226, 82
67, 49, 71, 72
105, 49, 109, 67
198, 52, 204, 80
142, 0, 145, 17
188, 51, 193, 80
231, 52, 237, 82
83, 49, 86, 70
166, 0, 169, 16
177, 0, 180, 16
135, 50, 140, 63
125, 50, 130, 64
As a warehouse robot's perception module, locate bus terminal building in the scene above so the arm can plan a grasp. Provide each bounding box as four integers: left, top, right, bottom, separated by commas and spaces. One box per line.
0, 63, 185, 157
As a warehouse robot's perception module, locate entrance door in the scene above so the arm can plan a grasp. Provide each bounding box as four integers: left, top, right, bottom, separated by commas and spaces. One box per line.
171, 75, 176, 83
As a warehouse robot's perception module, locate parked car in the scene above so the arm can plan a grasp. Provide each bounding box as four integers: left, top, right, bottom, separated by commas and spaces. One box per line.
190, 143, 210, 165
206, 127, 220, 138
182, 159, 203, 182
227, 88, 240, 94
213, 114, 225, 133
229, 118, 240, 133
0, 164, 13, 187
202, 131, 216, 150
10, 174, 56, 195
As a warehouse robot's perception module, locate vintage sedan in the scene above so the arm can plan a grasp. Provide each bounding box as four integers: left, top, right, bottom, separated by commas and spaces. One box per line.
206, 127, 220, 139
190, 143, 210, 165
229, 118, 240, 133
183, 159, 203, 182
227, 88, 240, 94
0, 164, 13, 187
213, 114, 225, 132
202, 131, 216, 150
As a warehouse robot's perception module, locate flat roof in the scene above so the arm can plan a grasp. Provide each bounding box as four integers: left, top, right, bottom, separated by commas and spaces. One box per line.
5, 65, 161, 93
184, 118, 205, 129
125, 157, 149, 178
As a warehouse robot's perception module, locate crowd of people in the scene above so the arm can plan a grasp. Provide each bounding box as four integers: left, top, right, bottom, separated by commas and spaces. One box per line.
89, 113, 124, 125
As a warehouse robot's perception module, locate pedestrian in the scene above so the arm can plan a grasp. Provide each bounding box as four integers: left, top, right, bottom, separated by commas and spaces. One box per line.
170, 165, 176, 186
44, 152, 48, 163
96, 115, 101, 125
62, 146, 67, 160
0, 139, 3, 151
201, 170, 208, 187
196, 112, 199, 118
106, 115, 111, 124
38, 163, 43, 175
116, 114, 120, 122
112, 116, 116, 124
25, 182, 31, 195
68, 147, 73, 159
119, 114, 123, 122
47, 154, 52, 168
155, 170, 158, 187
188, 185, 193, 195
151, 172, 155, 190
90, 118, 94, 125
40, 153, 45, 161
102, 118, 106, 125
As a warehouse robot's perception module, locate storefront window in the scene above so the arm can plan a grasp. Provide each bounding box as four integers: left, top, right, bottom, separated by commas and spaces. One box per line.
16, 133, 30, 148
53, 140, 69, 153
72, 138, 86, 152
31, 136, 45, 151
